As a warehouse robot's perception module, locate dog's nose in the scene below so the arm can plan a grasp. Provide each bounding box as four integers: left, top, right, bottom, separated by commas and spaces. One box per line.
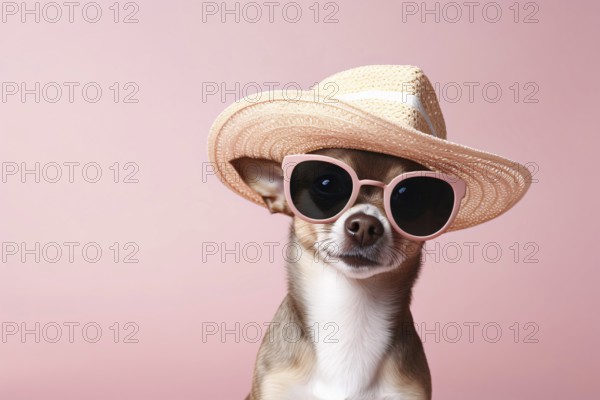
344, 213, 384, 247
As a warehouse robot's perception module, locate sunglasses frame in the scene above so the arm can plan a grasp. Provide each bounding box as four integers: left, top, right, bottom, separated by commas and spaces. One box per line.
282, 154, 467, 241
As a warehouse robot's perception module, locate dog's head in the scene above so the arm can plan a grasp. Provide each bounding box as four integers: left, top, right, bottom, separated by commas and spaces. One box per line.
232, 149, 425, 279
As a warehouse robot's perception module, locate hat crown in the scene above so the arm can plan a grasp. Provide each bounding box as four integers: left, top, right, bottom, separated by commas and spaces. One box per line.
315, 65, 447, 139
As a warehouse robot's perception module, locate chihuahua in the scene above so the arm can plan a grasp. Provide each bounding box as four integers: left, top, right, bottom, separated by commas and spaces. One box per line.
232, 148, 445, 400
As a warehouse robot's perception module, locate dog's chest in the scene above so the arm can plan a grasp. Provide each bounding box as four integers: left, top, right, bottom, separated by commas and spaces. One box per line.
296, 261, 397, 399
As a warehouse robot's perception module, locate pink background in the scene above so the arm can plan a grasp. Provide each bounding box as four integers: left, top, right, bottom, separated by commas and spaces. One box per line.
1, 0, 599, 398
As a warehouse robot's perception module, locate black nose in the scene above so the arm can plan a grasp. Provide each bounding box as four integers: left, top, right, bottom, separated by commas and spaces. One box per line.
344, 213, 384, 247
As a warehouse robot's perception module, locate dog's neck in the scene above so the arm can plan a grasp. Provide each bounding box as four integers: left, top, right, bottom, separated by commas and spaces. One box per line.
286, 232, 422, 398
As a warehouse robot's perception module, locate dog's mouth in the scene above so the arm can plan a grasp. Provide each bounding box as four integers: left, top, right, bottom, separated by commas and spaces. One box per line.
337, 253, 380, 268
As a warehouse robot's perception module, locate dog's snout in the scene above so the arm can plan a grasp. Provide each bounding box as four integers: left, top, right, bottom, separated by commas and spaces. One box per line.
344, 212, 384, 247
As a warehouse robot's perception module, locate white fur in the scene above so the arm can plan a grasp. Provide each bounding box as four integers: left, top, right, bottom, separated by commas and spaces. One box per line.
283, 205, 417, 399
294, 233, 400, 399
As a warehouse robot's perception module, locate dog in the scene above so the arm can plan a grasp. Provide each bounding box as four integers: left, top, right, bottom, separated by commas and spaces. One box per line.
209, 64, 531, 400
233, 149, 433, 400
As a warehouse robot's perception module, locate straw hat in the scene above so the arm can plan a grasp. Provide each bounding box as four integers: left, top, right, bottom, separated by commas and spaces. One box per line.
208, 65, 531, 231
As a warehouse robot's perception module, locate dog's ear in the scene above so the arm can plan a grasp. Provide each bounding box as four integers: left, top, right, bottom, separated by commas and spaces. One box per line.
231, 158, 292, 216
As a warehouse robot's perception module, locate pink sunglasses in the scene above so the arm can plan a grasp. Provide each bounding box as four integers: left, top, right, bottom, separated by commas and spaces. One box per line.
282, 154, 466, 241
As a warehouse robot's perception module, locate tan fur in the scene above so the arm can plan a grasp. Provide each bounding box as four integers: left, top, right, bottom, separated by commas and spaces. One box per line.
235, 149, 432, 400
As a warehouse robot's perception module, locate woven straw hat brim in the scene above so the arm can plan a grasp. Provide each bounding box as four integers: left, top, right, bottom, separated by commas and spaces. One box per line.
208, 91, 531, 231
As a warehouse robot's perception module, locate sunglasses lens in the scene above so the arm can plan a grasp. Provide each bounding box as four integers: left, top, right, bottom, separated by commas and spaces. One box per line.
390, 177, 455, 237
289, 160, 353, 220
